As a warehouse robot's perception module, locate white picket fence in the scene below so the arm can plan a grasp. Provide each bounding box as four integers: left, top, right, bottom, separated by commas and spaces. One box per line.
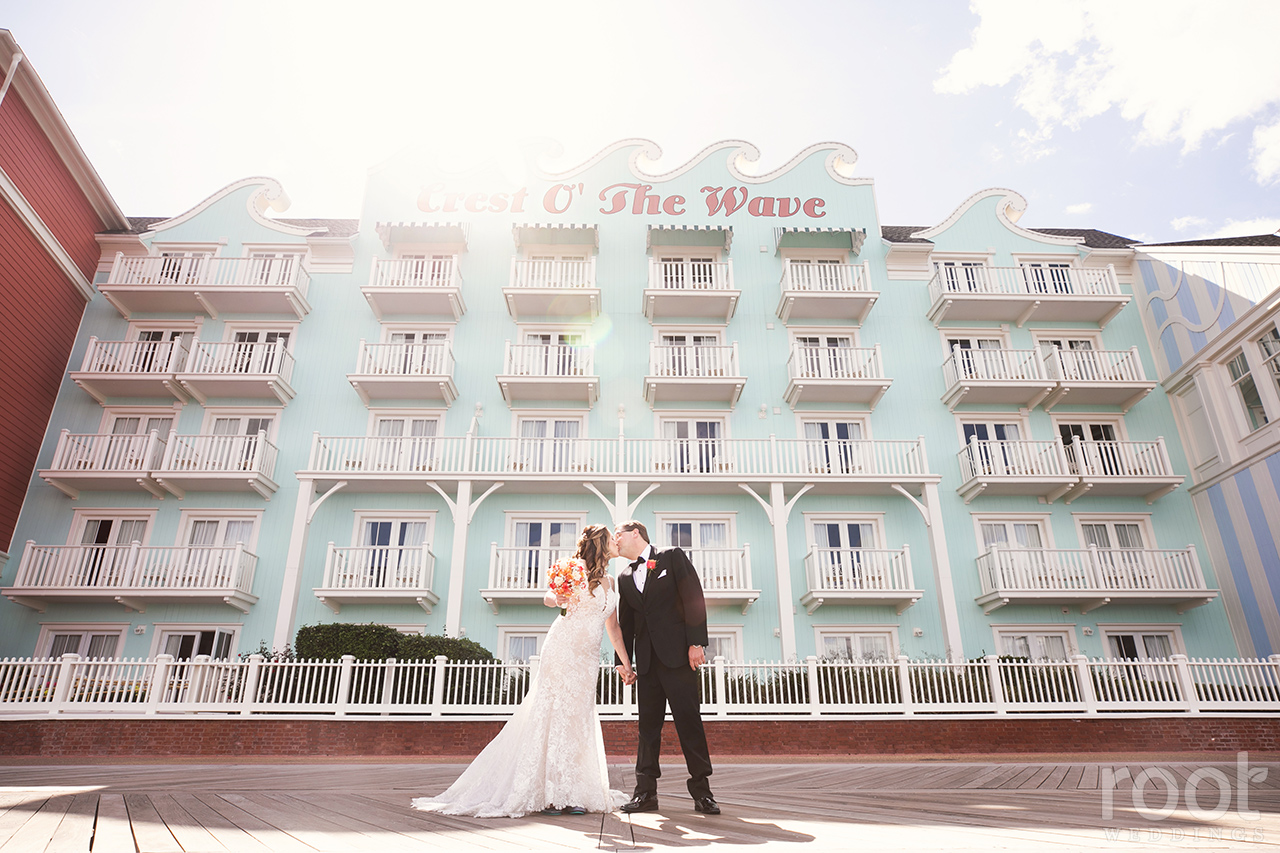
2, 654, 1277, 717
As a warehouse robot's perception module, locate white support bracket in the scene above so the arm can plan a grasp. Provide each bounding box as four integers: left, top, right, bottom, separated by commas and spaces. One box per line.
891, 483, 930, 527
307, 481, 348, 524
467, 482, 504, 523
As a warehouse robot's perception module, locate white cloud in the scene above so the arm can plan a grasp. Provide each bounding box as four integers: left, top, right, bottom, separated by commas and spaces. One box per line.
1064, 203, 1093, 215
1170, 216, 1209, 232
1202, 217, 1280, 239
936, 0, 1280, 183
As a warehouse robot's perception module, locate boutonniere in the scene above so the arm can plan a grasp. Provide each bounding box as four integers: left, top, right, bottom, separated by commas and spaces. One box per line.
646, 560, 656, 571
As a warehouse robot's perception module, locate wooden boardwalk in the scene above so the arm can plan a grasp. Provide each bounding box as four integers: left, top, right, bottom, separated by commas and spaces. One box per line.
1, 759, 1277, 851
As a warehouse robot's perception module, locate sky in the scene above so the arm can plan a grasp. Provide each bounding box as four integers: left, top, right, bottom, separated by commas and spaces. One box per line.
4, 0, 1279, 243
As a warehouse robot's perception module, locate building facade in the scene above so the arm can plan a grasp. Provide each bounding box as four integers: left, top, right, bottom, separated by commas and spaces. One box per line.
0, 140, 1244, 665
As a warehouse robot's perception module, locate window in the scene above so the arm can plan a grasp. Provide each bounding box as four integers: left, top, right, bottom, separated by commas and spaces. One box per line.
396, 253, 455, 285
961, 419, 1024, 475
808, 517, 880, 589
229, 329, 291, 374
497, 516, 582, 589
498, 627, 549, 662
383, 330, 449, 375
786, 257, 847, 291
1079, 517, 1153, 587
158, 628, 236, 660
1101, 628, 1177, 660
73, 514, 151, 586
656, 332, 724, 377
816, 628, 895, 661
657, 255, 717, 289
1021, 261, 1073, 294
1228, 350, 1268, 431
976, 516, 1052, 585
515, 416, 584, 473
247, 251, 303, 286
1057, 420, 1120, 475
793, 334, 856, 378
180, 514, 257, 585
356, 516, 432, 587
1037, 334, 1099, 381
39, 625, 127, 659
995, 628, 1072, 661
935, 261, 988, 292
979, 519, 1046, 551
656, 514, 736, 588
79, 411, 174, 471
371, 414, 439, 471
1258, 327, 1280, 400
519, 331, 586, 376
658, 417, 726, 473
157, 250, 211, 284
525, 251, 589, 287
945, 334, 1007, 380
802, 419, 865, 474
204, 414, 275, 471
706, 628, 744, 662
129, 328, 192, 373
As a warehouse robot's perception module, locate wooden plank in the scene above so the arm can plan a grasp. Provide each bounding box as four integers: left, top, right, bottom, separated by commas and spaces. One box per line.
44, 792, 97, 853
1057, 764, 1085, 789
93, 794, 136, 853
235, 792, 427, 853
147, 794, 227, 853
0, 795, 73, 853
123, 795, 182, 853
168, 794, 274, 853
189, 795, 317, 853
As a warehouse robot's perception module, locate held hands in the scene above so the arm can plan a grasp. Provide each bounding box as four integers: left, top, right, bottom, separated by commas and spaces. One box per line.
615, 664, 637, 685
689, 645, 706, 670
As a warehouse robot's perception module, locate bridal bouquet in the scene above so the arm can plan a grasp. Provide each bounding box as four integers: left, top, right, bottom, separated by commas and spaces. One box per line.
547, 557, 588, 615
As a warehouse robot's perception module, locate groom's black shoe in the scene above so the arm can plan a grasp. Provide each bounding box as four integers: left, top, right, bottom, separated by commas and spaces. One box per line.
620, 792, 658, 813
693, 796, 720, 815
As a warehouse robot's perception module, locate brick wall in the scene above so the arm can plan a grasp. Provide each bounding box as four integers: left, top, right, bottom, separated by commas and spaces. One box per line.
3, 717, 1277, 759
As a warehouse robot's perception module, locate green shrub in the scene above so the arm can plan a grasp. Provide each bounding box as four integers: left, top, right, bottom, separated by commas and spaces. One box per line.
397, 634, 494, 662
294, 623, 401, 661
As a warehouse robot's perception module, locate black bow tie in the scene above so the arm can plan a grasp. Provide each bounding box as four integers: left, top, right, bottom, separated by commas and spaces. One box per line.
630, 557, 646, 570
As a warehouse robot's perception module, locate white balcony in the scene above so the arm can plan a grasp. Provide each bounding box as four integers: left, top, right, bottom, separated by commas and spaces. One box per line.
975, 546, 1217, 614
346, 341, 458, 405
776, 260, 877, 323
39, 430, 168, 499
643, 259, 739, 322
481, 544, 574, 612
1041, 347, 1156, 411
800, 546, 922, 614
1062, 438, 1183, 503
301, 435, 938, 497
151, 431, 279, 499
362, 256, 464, 320
69, 337, 190, 404
941, 348, 1055, 410
314, 542, 439, 613
496, 343, 599, 406
100, 253, 311, 319
689, 546, 759, 613
785, 344, 890, 408
4, 542, 258, 613
926, 264, 1129, 327
175, 340, 296, 404
955, 439, 1077, 504
504, 259, 600, 321
644, 343, 744, 406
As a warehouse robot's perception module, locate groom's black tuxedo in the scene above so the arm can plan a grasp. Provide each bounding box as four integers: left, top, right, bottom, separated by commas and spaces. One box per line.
615, 545, 714, 799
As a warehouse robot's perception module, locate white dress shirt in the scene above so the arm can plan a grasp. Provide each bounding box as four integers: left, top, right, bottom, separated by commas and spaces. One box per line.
633, 545, 654, 593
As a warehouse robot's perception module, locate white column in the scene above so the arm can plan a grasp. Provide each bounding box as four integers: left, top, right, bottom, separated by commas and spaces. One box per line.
921, 482, 963, 659
443, 479, 474, 637
769, 482, 798, 660
272, 477, 315, 650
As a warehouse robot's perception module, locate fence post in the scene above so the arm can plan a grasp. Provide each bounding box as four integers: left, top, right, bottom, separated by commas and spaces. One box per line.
241, 653, 263, 716
336, 654, 355, 716
713, 655, 728, 718
896, 654, 913, 715
146, 654, 173, 715
1071, 653, 1098, 714
380, 657, 397, 716
187, 654, 211, 707
805, 655, 821, 717
1171, 653, 1200, 714
430, 654, 447, 717
985, 654, 1006, 715
50, 653, 81, 715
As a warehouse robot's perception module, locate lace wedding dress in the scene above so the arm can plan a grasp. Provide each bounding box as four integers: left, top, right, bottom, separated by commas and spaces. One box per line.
411, 578, 626, 817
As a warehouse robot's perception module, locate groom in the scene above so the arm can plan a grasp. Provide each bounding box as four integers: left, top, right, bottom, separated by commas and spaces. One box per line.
613, 520, 718, 815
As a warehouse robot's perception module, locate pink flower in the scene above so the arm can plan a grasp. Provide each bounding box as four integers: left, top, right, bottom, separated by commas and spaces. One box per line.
646, 560, 656, 570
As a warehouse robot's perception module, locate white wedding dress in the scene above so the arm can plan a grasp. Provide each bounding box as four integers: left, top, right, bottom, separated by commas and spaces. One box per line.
411, 577, 627, 817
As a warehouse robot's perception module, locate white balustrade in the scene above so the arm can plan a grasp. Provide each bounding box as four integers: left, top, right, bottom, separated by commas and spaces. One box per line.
943, 347, 1048, 384
509, 258, 596, 289
47, 430, 166, 473
648, 343, 739, 378
648, 259, 734, 291
503, 343, 594, 377
323, 543, 435, 591
687, 547, 752, 591
354, 341, 454, 376
927, 264, 1119, 301
788, 344, 881, 380
160, 432, 277, 478
13, 542, 256, 592
1067, 437, 1175, 478
370, 256, 460, 288
487, 545, 575, 590
805, 547, 914, 592
957, 439, 1070, 480
182, 340, 294, 383
79, 337, 189, 374
780, 260, 869, 292
1042, 346, 1147, 383
976, 546, 1208, 594
107, 254, 310, 296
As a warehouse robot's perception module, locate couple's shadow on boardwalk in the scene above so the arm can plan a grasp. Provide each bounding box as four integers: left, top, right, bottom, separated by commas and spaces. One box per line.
588, 807, 816, 849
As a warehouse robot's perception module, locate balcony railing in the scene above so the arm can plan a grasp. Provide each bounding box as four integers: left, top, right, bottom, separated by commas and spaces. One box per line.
510, 258, 596, 289
686, 546, 759, 612
926, 264, 1128, 326
648, 343, 739, 377
70, 338, 190, 403
800, 546, 922, 613
648, 259, 733, 291
40, 430, 169, 499
955, 438, 1077, 504
305, 435, 934, 491
941, 347, 1055, 410
347, 341, 458, 405
363, 256, 464, 320
102, 253, 311, 319
644, 259, 739, 321
777, 260, 877, 323
504, 259, 599, 320
1061, 437, 1182, 503
975, 546, 1215, 614
1041, 346, 1154, 411
785, 344, 889, 407
498, 343, 599, 405
6, 542, 258, 612
314, 543, 438, 614
151, 431, 279, 499
481, 545, 572, 612
177, 340, 296, 405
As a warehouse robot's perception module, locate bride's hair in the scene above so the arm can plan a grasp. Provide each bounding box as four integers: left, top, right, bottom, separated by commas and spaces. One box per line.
573, 524, 613, 594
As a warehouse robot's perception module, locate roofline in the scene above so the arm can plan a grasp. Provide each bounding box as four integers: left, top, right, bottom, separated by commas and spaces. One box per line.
0, 30, 129, 231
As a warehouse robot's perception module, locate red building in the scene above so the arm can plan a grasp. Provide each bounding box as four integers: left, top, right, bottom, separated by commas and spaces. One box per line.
0, 30, 129, 561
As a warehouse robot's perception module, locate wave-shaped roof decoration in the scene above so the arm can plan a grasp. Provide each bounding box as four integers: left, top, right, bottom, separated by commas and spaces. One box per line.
913, 188, 1082, 246
143, 177, 318, 238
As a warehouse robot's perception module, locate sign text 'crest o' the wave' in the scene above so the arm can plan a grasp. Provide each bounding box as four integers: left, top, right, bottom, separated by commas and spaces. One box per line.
418, 183, 827, 218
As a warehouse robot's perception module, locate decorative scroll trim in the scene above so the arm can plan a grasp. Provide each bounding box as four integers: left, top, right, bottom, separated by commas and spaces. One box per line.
913, 188, 1081, 245
143, 177, 315, 238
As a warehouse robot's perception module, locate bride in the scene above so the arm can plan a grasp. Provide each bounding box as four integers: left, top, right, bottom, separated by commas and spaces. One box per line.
412, 524, 634, 817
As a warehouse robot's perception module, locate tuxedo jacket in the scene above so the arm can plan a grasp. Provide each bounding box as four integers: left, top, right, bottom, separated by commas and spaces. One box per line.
615, 546, 709, 674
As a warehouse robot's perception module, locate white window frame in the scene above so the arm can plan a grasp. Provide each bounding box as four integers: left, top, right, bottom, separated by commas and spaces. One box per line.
802, 513, 886, 550
497, 625, 551, 662
1097, 623, 1185, 659
652, 512, 739, 554
653, 325, 725, 346
507, 409, 587, 438
1225, 349, 1270, 434
125, 321, 201, 342
515, 324, 591, 344
1050, 413, 1129, 443
939, 327, 1011, 358
521, 244, 593, 261
65, 508, 157, 547
954, 411, 1031, 448
502, 512, 588, 548
197, 406, 283, 440
779, 248, 851, 264
366, 409, 445, 437
151, 241, 224, 257
36, 623, 129, 659
350, 510, 437, 550
796, 413, 871, 441
148, 623, 242, 660
377, 322, 454, 345
96, 405, 182, 436
653, 411, 731, 439
814, 626, 899, 661
706, 626, 744, 662
991, 624, 1078, 660
219, 321, 298, 350
788, 327, 860, 349
176, 509, 263, 551
1070, 513, 1155, 549
969, 512, 1056, 552
1030, 329, 1103, 351
240, 243, 309, 263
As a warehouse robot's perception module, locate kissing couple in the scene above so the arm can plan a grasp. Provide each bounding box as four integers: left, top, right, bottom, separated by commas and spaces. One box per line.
412, 521, 718, 818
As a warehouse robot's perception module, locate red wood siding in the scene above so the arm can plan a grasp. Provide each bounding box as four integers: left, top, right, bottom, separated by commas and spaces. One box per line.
0, 199, 86, 551
0, 89, 105, 279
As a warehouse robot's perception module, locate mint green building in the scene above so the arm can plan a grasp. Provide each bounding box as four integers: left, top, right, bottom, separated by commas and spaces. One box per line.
0, 141, 1241, 665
